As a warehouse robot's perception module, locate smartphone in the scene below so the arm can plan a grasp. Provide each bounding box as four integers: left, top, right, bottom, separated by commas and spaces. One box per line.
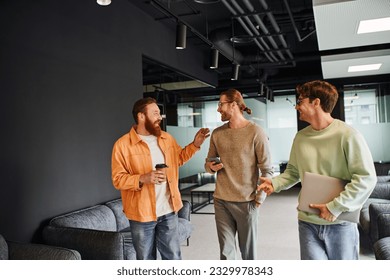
206, 157, 221, 165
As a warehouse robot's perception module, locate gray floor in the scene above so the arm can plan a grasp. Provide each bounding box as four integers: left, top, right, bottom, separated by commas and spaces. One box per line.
181, 187, 375, 260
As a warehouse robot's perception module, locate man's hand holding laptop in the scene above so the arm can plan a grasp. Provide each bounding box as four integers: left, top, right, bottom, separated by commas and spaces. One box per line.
309, 204, 337, 222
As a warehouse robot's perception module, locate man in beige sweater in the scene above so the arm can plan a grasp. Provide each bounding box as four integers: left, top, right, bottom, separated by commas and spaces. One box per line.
205, 88, 273, 260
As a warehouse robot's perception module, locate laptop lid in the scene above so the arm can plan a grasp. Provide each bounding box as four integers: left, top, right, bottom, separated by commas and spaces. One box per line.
298, 172, 360, 223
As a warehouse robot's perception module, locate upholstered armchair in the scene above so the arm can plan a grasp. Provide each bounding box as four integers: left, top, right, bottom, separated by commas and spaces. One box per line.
368, 203, 390, 244
359, 177, 390, 251
373, 213, 390, 260
0, 233, 81, 260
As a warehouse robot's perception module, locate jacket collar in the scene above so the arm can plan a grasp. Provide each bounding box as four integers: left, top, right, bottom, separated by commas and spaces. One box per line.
129, 125, 167, 146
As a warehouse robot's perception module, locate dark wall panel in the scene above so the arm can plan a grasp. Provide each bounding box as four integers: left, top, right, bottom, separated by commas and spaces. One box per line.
0, 0, 215, 242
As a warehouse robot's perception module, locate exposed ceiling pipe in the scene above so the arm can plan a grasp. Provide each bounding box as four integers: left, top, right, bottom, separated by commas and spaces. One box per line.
241, 0, 287, 61
223, 0, 294, 64
209, 27, 270, 65
254, 0, 294, 60
282, 0, 316, 42
209, 27, 245, 64
230, 0, 279, 62
148, 0, 239, 65
150, 0, 296, 73
221, 0, 276, 63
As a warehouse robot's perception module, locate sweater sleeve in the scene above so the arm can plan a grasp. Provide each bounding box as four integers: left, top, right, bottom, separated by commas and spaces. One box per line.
272, 136, 300, 192
255, 127, 274, 178
204, 132, 218, 174
254, 126, 273, 203
326, 130, 377, 217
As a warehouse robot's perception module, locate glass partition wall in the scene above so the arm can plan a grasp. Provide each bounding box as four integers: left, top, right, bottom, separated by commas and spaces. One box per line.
143, 58, 390, 183
343, 84, 390, 163
165, 86, 390, 180
168, 96, 298, 179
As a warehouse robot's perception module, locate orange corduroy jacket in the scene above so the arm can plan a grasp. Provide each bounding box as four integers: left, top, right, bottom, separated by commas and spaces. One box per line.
111, 126, 199, 222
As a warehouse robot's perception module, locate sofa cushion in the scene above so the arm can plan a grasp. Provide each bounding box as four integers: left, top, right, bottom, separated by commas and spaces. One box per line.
105, 199, 130, 232
377, 175, 390, 183
8, 242, 82, 260
370, 182, 390, 199
0, 234, 8, 260
178, 218, 193, 243
49, 205, 117, 232
374, 237, 390, 260
360, 198, 390, 235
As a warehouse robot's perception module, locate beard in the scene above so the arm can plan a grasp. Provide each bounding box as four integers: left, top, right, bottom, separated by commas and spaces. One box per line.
145, 117, 162, 137
220, 111, 231, 122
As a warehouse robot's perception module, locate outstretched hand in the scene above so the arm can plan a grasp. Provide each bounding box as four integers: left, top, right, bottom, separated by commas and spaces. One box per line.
193, 128, 210, 148
309, 204, 336, 222
257, 177, 274, 196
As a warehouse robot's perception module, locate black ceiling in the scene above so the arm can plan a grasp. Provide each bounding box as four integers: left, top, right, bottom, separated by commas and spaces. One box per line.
135, 0, 389, 99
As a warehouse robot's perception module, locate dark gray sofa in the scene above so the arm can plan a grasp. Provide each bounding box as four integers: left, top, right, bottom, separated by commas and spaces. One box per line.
42, 198, 193, 260
0, 233, 81, 260
373, 213, 390, 259
359, 176, 390, 252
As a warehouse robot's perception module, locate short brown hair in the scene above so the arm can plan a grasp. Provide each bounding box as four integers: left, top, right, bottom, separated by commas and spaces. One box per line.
132, 97, 157, 124
220, 88, 252, 115
296, 80, 338, 113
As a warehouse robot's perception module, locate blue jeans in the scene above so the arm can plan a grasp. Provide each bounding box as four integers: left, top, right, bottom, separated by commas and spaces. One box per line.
129, 212, 181, 260
298, 220, 359, 260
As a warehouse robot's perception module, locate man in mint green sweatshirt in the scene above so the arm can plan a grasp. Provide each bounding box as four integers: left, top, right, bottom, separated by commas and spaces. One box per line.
258, 80, 377, 260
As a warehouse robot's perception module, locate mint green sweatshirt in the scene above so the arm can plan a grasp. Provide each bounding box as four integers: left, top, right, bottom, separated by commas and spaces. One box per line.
272, 119, 377, 225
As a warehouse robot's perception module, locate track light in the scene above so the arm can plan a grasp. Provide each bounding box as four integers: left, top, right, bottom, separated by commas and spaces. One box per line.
270, 90, 274, 102
258, 83, 265, 96
176, 22, 187, 50
231, 64, 240, 80
210, 49, 219, 69
97, 0, 111, 5
266, 88, 274, 102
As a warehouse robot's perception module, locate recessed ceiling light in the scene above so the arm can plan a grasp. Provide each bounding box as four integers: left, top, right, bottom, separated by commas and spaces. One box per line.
348, 63, 382, 72
357, 17, 390, 34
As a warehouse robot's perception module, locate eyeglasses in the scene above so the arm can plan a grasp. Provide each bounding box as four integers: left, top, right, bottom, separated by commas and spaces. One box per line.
218, 101, 232, 107
296, 97, 308, 105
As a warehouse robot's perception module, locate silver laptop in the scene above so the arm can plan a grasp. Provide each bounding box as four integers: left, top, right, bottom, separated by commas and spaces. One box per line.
298, 172, 360, 223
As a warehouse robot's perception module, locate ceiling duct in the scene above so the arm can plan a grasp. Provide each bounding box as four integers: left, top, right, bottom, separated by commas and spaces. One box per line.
209, 27, 245, 64
221, 0, 276, 63
193, 0, 221, 3
221, 0, 295, 65
242, 0, 292, 61
209, 27, 284, 66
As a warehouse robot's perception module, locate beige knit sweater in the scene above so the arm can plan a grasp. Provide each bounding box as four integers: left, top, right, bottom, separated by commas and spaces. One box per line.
205, 121, 273, 203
